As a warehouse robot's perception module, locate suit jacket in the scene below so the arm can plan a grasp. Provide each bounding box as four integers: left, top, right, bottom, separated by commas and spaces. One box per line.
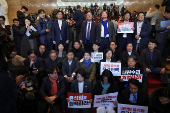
73, 9, 85, 25
57, 51, 66, 58
79, 21, 99, 44
62, 57, 79, 76
40, 76, 65, 99
36, 50, 49, 59
155, 16, 170, 43
70, 79, 93, 98
24, 57, 44, 74
100, 58, 117, 63
133, 19, 152, 52
44, 57, 61, 71
98, 21, 116, 42
121, 50, 141, 63
140, 48, 165, 68
79, 58, 96, 80
112, 49, 122, 62
94, 80, 118, 95
119, 89, 148, 106
52, 20, 69, 48
73, 47, 85, 60
17, 10, 25, 26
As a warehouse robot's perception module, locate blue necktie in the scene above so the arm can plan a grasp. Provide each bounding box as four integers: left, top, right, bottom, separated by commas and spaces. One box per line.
133, 94, 137, 103
87, 23, 90, 40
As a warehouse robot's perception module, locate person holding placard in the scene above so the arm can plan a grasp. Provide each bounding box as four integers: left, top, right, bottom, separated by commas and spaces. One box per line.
79, 51, 96, 86
118, 11, 135, 52
117, 78, 148, 106
67, 68, 93, 113
100, 48, 117, 63
94, 69, 118, 113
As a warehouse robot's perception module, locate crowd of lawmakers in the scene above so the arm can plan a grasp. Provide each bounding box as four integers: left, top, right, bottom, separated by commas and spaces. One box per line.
0, 2, 170, 113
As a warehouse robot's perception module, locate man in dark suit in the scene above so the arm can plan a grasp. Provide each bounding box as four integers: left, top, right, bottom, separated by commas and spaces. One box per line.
79, 12, 99, 52
24, 49, 45, 85
73, 40, 85, 60
40, 66, 66, 113
73, 5, 85, 40
98, 11, 115, 52
118, 78, 148, 106
140, 39, 168, 84
12, 18, 22, 55
17, 6, 28, 27
0, 16, 11, 36
36, 44, 49, 59
118, 11, 135, 52
122, 43, 140, 63
110, 41, 122, 62
133, 12, 152, 53
44, 50, 61, 72
62, 49, 79, 82
52, 11, 69, 51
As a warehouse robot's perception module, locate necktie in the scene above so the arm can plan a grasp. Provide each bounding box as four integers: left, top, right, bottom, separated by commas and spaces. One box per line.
133, 94, 137, 103
87, 23, 90, 40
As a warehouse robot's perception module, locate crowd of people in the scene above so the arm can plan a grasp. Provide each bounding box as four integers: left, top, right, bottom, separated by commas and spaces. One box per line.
0, 2, 170, 113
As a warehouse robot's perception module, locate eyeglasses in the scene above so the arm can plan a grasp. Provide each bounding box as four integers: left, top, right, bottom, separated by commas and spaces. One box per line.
87, 14, 92, 16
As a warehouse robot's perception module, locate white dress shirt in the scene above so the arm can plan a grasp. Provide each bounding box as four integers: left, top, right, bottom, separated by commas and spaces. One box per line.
137, 21, 143, 43
78, 81, 84, 93
58, 20, 62, 30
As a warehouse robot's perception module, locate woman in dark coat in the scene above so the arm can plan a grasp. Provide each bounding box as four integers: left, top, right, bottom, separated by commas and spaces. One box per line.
149, 87, 170, 113
20, 17, 39, 58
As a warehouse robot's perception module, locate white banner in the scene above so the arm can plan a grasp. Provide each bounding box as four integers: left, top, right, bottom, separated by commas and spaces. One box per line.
91, 52, 103, 62
100, 62, 121, 76
117, 103, 148, 113
93, 92, 118, 107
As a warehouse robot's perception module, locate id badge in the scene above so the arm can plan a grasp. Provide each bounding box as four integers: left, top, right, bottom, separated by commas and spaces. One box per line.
123, 33, 127, 38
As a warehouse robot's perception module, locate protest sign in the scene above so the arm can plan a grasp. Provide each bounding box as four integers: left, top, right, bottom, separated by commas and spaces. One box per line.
117, 103, 148, 113
68, 92, 91, 108
100, 62, 121, 76
121, 68, 143, 82
117, 22, 134, 33
91, 52, 103, 62
94, 92, 118, 107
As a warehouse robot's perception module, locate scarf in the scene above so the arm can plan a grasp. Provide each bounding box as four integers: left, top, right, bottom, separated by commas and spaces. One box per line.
84, 58, 91, 67
49, 76, 58, 96
101, 19, 109, 37
101, 81, 110, 94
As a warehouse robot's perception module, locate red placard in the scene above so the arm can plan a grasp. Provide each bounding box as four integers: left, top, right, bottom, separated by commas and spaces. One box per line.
118, 22, 134, 33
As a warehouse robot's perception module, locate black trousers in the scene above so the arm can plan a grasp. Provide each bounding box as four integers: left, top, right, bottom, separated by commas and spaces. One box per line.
84, 40, 93, 52
76, 24, 82, 40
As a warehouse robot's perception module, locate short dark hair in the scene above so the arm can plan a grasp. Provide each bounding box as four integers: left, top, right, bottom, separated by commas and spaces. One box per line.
25, 17, 31, 22
58, 43, 64, 47
137, 12, 145, 16
77, 5, 81, 9
158, 88, 170, 99
9, 66, 29, 78
105, 48, 112, 55
165, 7, 170, 13
148, 39, 157, 44
0, 16, 5, 21
13, 18, 19, 22
110, 16, 116, 20
47, 66, 57, 74
57, 10, 64, 15
93, 42, 100, 46
101, 69, 114, 84
128, 55, 137, 62
74, 40, 80, 44
27, 49, 36, 56
155, 4, 160, 9
84, 50, 91, 56
67, 49, 74, 54
126, 42, 133, 47
21, 6, 28, 11
39, 44, 46, 48
76, 68, 86, 78
124, 11, 131, 16
110, 41, 117, 45
38, 9, 45, 14
128, 78, 140, 88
